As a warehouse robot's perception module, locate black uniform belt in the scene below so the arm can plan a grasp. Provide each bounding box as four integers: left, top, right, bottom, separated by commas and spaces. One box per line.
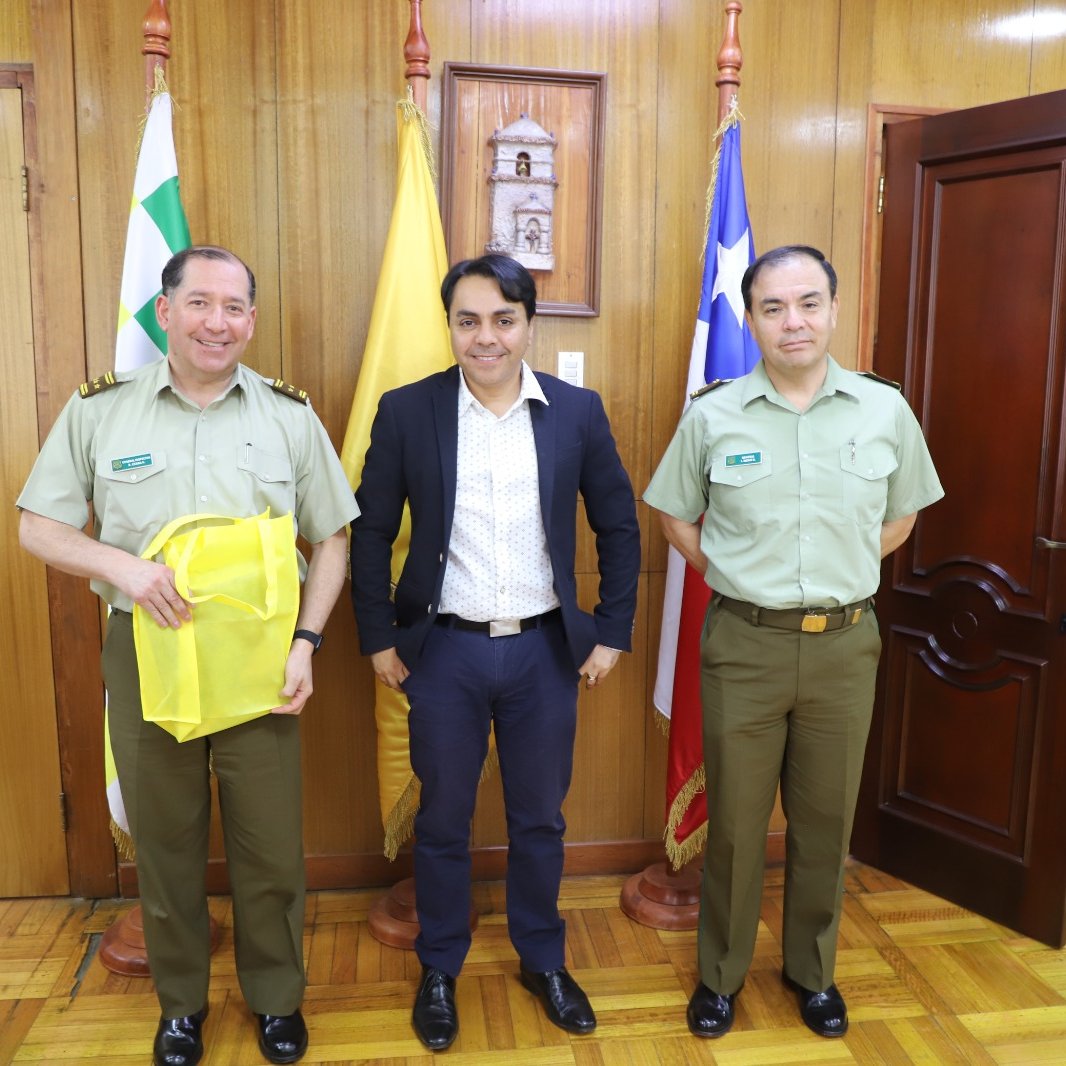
435, 607, 561, 637
716, 595, 873, 633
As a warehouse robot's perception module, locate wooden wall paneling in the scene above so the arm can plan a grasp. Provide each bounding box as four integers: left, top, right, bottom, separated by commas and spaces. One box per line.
30, 0, 115, 898
831, 0, 1033, 367
0, 0, 32, 60
641, 570, 668, 837
1031, 17, 1066, 95
172, 0, 281, 377
0, 80, 68, 897
738, 1, 839, 271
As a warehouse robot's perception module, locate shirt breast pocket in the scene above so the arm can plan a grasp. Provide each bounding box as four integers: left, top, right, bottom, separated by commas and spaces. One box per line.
96, 452, 169, 537
236, 445, 294, 485
839, 443, 897, 524
708, 453, 774, 531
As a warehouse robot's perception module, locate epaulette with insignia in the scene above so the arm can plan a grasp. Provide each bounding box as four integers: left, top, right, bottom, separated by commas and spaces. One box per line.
689, 378, 732, 401
269, 378, 310, 405
78, 371, 125, 398
857, 370, 901, 391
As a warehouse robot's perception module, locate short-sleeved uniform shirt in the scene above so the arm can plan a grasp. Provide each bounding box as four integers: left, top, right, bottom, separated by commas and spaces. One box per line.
644, 356, 944, 609
17, 359, 359, 611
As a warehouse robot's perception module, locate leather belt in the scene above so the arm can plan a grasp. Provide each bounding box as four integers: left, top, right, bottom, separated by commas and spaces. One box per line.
716, 596, 873, 633
435, 607, 562, 637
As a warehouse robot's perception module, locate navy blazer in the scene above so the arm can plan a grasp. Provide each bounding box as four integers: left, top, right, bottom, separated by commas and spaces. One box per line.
350, 366, 640, 671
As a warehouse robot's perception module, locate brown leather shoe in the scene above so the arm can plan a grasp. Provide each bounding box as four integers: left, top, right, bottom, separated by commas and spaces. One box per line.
519, 965, 596, 1033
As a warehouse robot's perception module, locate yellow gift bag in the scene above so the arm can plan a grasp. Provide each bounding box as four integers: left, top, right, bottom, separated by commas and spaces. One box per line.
133, 510, 300, 742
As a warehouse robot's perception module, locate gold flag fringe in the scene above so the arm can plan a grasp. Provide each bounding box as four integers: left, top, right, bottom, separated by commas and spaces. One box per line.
110, 818, 136, 862
398, 87, 437, 186
701, 98, 744, 265
132, 66, 177, 166
663, 757, 707, 870
381, 738, 502, 861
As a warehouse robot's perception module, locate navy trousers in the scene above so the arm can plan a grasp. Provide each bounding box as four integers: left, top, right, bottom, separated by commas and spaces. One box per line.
403, 616, 579, 977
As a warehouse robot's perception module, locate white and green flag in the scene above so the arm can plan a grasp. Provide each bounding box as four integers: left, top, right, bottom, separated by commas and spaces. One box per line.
107, 78, 191, 855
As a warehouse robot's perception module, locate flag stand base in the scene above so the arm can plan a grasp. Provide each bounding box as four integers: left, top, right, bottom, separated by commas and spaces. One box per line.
99, 904, 221, 976
619, 860, 700, 930
368, 877, 479, 950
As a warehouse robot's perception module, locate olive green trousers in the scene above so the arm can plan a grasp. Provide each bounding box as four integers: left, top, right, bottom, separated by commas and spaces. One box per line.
697, 599, 881, 995
103, 610, 306, 1018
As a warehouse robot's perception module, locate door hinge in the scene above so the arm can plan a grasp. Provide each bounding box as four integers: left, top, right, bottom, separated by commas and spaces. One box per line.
59, 792, 69, 832
877, 173, 885, 215
21, 165, 29, 212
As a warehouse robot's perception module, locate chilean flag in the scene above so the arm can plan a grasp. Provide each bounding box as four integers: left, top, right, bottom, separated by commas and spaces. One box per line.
656, 118, 760, 864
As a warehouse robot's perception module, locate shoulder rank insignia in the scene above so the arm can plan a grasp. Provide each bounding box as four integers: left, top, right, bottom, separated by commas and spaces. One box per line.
78, 371, 125, 398
689, 378, 732, 401
269, 378, 310, 405
857, 370, 901, 391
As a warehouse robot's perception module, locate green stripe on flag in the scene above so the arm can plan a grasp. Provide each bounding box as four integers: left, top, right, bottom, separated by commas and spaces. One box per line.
134, 292, 168, 354
142, 176, 191, 253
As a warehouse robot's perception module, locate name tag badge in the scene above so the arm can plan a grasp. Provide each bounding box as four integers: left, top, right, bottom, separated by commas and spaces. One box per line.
111, 453, 153, 472
725, 451, 762, 467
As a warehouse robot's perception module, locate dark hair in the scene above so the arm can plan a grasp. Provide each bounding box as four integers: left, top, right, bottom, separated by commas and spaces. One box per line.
440, 254, 537, 322
161, 246, 257, 305
740, 245, 837, 311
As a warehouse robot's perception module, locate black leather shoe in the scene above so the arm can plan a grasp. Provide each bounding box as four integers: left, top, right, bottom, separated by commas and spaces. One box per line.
518, 965, 596, 1034
255, 1010, 308, 1064
782, 973, 848, 1037
412, 965, 459, 1050
686, 983, 736, 1038
153, 1006, 207, 1066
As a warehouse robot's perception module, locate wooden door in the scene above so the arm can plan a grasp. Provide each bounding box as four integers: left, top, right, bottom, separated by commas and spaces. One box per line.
852, 89, 1066, 948
0, 81, 70, 897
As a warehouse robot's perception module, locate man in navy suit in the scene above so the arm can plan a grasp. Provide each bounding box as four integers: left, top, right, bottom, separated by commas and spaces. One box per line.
350, 254, 640, 1051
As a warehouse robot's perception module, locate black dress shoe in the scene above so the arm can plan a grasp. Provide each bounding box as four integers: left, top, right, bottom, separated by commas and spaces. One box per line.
686, 982, 736, 1038
518, 965, 596, 1033
153, 1006, 207, 1066
412, 965, 459, 1051
782, 973, 848, 1037
255, 1010, 308, 1064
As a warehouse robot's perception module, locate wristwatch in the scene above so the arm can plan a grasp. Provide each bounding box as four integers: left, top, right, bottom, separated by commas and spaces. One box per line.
292, 628, 323, 654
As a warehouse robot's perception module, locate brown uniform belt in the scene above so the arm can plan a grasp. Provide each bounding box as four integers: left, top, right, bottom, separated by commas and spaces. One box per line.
716, 595, 873, 633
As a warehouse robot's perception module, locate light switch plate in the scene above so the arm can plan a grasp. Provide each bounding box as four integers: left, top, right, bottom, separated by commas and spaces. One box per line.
558, 351, 584, 388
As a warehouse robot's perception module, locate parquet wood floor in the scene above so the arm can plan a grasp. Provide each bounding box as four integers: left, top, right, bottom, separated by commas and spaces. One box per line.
2, 861, 1065, 1064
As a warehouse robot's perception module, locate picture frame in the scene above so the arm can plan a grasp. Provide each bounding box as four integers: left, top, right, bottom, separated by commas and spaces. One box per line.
440, 62, 606, 317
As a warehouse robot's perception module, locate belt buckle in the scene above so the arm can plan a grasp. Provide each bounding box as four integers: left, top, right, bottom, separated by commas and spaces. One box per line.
489, 618, 522, 638
801, 612, 828, 634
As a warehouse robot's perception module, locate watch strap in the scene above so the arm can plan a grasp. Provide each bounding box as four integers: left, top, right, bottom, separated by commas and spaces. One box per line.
292, 628, 323, 654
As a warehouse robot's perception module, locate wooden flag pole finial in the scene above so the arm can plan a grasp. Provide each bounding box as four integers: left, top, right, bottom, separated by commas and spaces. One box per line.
142, 0, 171, 99
404, 0, 430, 111
716, 0, 743, 125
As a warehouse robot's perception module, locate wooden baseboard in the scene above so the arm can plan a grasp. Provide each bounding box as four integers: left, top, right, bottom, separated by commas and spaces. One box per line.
117, 832, 787, 897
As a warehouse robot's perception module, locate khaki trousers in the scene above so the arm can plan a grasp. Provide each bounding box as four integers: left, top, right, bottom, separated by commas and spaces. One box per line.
697, 599, 881, 994
103, 610, 306, 1017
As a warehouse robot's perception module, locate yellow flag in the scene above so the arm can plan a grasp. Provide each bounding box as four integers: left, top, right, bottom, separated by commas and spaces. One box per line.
341, 96, 453, 859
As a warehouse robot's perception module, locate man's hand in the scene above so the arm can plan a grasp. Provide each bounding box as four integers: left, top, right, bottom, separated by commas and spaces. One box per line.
371, 647, 410, 691
273, 640, 314, 715
115, 556, 193, 629
578, 644, 620, 689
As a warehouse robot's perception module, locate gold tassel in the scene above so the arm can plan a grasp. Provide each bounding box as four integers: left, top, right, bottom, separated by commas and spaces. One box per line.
398, 87, 438, 186
701, 98, 744, 264
110, 819, 136, 862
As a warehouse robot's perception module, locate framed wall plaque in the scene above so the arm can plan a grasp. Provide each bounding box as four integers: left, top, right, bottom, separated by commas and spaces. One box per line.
441, 62, 606, 317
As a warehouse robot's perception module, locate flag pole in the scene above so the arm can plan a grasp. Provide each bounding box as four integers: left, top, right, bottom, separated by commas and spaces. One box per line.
364, 0, 477, 949
98, 0, 220, 974
619, 0, 747, 931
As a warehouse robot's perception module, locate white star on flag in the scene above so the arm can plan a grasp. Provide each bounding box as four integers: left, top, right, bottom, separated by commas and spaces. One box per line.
710, 229, 751, 328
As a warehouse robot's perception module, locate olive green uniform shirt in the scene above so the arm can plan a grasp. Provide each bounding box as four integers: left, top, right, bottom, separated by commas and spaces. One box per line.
18, 359, 359, 611
644, 356, 943, 608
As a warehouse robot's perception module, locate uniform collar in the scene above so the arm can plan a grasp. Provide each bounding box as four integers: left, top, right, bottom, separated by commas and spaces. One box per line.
740, 353, 856, 409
